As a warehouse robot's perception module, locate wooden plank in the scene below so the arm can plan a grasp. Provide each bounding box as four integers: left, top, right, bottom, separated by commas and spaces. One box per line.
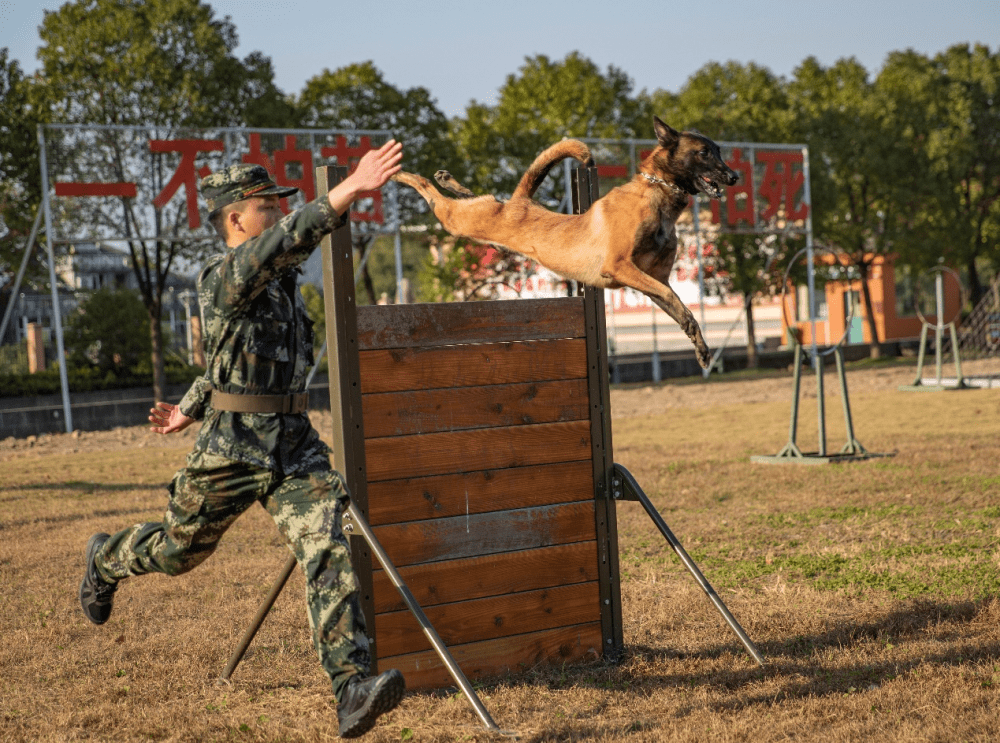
367, 460, 594, 526
371, 541, 600, 612
366, 420, 592, 482
376, 582, 600, 658
362, 378, 589, 438
380, 622, 604, 690
358, 338, 588, 394
370, 501, 596, 568
357, 298, 586, 350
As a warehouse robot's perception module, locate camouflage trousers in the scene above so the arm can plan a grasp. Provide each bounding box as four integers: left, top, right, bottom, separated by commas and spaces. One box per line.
93, 452, 369, 699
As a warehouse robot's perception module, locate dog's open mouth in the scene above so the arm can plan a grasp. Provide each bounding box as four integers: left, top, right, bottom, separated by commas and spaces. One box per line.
700, 175, 724, 198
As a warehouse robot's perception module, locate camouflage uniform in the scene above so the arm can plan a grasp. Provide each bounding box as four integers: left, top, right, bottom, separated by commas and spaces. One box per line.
92, 165, 367, 699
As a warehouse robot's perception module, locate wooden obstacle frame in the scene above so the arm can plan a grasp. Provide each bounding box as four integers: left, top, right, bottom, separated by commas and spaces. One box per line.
318, 165, 623, 690
220, 166, 762, 714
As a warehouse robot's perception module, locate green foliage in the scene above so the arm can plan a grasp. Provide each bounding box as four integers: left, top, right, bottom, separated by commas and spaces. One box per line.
0, 358, 202, 398
452, 52, 648, 199
648, 60, 798, 143
299, 283, 325, 343
64, 288, 152, 374
359, 234, 434, 305
0, 338, 29, 375
0, 48, 46, 285
877, 44, 1000, 302
35, 0, 287, 129
296, 61, 460, 222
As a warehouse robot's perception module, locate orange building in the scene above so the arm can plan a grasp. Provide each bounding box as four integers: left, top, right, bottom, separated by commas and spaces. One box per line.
783, 255, 962, 346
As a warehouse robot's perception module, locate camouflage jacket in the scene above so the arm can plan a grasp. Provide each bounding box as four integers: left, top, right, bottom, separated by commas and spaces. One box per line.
177, 197, 346, 475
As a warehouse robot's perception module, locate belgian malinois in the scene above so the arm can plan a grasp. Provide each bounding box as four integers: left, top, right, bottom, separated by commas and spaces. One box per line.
392, 117, 738, 368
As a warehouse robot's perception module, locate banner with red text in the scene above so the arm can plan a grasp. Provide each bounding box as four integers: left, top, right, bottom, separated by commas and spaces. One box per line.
40, 124, 396, 248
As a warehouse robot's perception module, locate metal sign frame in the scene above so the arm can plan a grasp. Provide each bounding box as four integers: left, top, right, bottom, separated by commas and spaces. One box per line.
34, 123, 396, 432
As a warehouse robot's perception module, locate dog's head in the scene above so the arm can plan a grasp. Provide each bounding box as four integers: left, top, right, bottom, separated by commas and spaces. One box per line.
644, 117, 738, 198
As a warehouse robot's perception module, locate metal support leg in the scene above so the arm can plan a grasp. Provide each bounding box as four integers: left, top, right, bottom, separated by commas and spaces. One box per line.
835, 347, 867, 456
815, 351, 826, 458
218, 554, 297, 684
950, 323, 966, 388
218, 503, 504, 734
612, 464, 766, 666
773, 340, 804, 459
341, 505, 503, 734
912, 323, 929, 386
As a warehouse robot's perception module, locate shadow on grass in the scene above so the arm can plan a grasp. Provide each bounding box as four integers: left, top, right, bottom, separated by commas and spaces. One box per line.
619, 596, 999, 707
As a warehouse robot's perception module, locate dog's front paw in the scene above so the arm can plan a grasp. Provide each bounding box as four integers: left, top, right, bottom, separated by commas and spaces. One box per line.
697, 345, 712, 370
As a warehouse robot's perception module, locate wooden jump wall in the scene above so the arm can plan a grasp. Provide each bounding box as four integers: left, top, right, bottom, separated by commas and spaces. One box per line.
318, 165, 622, 690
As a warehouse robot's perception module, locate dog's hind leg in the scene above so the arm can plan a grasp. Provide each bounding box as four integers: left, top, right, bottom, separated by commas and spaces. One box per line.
609, 261, 712, 369
434, 171, 476, 198
392, 171, 501, 240
392, 171, 447, 209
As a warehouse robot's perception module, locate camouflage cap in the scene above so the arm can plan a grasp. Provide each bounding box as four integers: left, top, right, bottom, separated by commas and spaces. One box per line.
199, 164, 299, 213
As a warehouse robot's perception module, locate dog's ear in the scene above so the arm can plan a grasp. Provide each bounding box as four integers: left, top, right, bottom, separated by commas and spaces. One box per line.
653, 117, 680, 148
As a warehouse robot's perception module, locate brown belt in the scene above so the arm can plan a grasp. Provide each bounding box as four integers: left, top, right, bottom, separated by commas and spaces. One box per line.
209, 388, 309, 414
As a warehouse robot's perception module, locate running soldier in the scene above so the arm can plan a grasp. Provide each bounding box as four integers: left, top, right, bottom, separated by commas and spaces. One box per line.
79, 140, 404, 739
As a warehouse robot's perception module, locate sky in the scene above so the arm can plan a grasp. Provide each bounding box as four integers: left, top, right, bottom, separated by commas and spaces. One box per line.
2, 0, 998, 121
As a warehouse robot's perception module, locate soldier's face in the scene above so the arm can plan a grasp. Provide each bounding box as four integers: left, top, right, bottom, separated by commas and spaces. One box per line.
231, 196, 283, 241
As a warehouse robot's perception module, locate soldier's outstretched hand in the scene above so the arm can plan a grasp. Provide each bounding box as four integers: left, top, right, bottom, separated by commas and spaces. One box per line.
327, 140, 403, 214
149, 401, 195, 435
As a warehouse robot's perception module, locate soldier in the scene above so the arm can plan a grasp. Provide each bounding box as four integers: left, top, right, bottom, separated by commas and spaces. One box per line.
79, 140, 405, 739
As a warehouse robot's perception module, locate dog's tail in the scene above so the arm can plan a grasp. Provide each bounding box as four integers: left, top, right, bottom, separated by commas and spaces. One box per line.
511, 140, 594, 200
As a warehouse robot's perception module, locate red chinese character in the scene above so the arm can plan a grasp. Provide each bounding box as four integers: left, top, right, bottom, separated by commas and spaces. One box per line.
757, 151, 808, 222
273, 135, 315, 203
242, 134, 285, 214
242, 133, 274, 171
150, 139, 224, 229
242, 134, 316, 214
54, 182, 137, 198
321, 136, 383, 223
711, 149, 755, 226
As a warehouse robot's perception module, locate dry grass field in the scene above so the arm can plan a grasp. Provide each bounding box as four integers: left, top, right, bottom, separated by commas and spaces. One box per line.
2, 359, 999, 742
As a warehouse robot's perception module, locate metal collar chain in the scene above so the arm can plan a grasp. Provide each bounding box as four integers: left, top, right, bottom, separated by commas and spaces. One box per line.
640, 171, 684, 196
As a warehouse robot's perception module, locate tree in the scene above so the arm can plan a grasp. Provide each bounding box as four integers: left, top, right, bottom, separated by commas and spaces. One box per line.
34, 0, 291, 401
646, 61, 797, 144
0, 48, 46, 290
296, 62, 460, 304
650, 61, 800, 366
453, 52, 648, 199
788, 56, 906, 358
65, 287, 151, 374
878, 45, 1000, 305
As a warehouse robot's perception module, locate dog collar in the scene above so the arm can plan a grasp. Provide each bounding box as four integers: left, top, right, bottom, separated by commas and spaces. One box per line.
640, 172, 684, 196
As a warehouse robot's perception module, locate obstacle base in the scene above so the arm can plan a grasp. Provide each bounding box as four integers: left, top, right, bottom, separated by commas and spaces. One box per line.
753, 341, 894, 465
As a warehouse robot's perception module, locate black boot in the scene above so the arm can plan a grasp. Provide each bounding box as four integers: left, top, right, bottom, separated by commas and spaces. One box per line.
337, 669, 405, 738
79, 533, 117, 625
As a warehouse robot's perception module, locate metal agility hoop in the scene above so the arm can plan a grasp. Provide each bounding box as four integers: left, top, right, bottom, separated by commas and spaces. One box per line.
779, 246, 855, 357
752, 248, 893, 464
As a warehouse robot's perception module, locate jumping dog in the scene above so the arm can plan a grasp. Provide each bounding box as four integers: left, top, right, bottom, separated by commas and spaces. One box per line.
392, 117, 738, 368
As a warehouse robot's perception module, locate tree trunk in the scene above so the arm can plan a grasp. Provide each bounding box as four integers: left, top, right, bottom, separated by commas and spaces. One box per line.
857, 261, 881, 359
354, 238, 378, 305
149, 304, 166, 403
967, 254, 983, 309
744, 293, 758, 369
